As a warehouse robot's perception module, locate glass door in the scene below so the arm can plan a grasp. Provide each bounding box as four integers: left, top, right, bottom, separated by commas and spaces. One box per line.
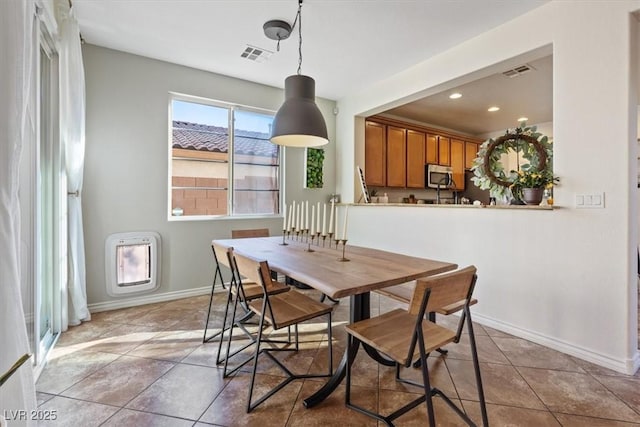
34, 26, 61, 368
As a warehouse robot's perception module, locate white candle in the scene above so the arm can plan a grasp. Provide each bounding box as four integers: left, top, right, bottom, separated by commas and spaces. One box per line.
310, 205, 315, 235
316, 202, 320, 232
291, 201, 296, 231
305, 201, 309, 230
282, 203, 287, 230
328, 201, 334, 235
322, 203, 327, 235
342, 205, 349, 240
296, 204, 301, 231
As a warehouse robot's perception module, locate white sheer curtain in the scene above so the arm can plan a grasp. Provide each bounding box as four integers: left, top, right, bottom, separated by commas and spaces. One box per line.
59, 7, 89, 328
0, 0, 37, 424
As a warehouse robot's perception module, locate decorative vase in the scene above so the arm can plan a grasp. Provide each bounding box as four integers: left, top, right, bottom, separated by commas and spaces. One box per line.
522, 188, 544, 205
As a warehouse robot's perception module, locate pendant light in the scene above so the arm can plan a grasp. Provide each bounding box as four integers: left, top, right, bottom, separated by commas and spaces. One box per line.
269, 0, 328, 147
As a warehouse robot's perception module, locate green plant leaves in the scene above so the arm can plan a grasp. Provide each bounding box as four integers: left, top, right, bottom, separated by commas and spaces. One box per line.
306, 148, 324, 188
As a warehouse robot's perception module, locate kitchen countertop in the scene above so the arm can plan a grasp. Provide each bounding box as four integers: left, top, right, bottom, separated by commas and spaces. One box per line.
348, 203, 554, 210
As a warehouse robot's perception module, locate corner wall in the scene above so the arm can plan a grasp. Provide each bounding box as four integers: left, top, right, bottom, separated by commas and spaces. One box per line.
336, 1, 640, 373
82, 45, 336, 307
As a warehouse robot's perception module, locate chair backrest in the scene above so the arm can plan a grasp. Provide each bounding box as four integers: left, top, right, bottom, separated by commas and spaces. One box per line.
232, 251, 281, 325
231, 228, 270, 239
232, 250, 270, 286
211, 242, 232, 269
409, 266, 477, 317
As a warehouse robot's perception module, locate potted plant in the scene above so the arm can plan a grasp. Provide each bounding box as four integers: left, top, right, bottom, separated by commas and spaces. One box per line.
511, 169, 559, 205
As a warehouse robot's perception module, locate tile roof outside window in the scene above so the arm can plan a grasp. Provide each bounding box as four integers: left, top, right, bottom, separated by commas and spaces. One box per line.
172, 121, 278, 158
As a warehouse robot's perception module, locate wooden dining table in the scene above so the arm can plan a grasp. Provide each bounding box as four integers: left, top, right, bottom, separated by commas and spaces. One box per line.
213, 235, 457, 408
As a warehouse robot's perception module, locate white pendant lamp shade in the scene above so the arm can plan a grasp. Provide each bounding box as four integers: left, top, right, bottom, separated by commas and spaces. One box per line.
270, 74, 329, 147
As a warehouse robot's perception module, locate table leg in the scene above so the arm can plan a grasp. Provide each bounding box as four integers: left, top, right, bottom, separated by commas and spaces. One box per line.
303, 293, 367, 408
303, 291, 392, 408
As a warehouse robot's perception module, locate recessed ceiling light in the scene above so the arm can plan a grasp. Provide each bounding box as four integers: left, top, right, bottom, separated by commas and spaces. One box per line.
487, 106, 500, 112
518, 117, 529, 122
449, 93, 462, 99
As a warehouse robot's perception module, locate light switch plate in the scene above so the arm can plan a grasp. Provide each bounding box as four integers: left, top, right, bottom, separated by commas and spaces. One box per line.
575, 192, 604, 208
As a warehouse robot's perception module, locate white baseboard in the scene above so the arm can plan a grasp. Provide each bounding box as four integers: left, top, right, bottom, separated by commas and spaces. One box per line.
88, 286, 215, 313
473, 312, 640, 375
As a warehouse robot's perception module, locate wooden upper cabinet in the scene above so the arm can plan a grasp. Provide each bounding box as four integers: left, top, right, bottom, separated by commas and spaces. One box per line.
364, 121, 386, 187
406, 130, 425, 188
465, 141, 479, 170
450, 139, 465, 191
386, 126, 407, 187
438, 136, 451, 166
425, 134, 438, 164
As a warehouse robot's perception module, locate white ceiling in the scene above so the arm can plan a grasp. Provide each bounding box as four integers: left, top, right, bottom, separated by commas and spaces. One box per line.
383, 55, 553, 136
73, 0, 548, 103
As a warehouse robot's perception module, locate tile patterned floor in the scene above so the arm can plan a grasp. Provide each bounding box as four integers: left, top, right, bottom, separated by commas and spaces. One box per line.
35, 291, 640, 426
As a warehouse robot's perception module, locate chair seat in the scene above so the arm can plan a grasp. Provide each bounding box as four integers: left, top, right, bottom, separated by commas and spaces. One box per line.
376, 281, 477, 314
249, 290, 332, 329
233, 280, 289, 301
375, 282, 415, 303
345, 308, 456, 365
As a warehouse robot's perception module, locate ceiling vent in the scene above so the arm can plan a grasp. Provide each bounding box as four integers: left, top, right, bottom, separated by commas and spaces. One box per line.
502, 64, 535, 78
240, 45, 273, 63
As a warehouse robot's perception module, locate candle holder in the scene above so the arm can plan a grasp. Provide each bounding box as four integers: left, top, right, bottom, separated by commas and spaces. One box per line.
321, 234, 328, 247
280, 229, 289, 246
337, 239, 350, 262
315, 231, 321, 246
305, 234, 316, 252
328, 232, 334, 248
304, 228, 310, 243
295, 229, 300, 241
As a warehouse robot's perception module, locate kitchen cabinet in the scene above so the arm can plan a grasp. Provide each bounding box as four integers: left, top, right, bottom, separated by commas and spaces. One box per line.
425, 134, 438, 164
450, 138, 465, 191
406, 130, 425, 188
365, 121, 386, 186
364, 116, 482, 192
465, 141, 479, 170
438, 136, 451, 166
386, 125, 407, 187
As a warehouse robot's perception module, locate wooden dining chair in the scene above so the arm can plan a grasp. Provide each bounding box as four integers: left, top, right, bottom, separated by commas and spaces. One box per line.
233, 251, 334, 413
202, 243, 228, 344
204, 242, 289, 371
376, 280, 478, 355
231, 228, 270, 239
345, 266, 488, 427
203, 233, 270, 344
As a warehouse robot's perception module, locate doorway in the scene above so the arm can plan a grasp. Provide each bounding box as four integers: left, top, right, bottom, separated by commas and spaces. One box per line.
20, 15, 65, 375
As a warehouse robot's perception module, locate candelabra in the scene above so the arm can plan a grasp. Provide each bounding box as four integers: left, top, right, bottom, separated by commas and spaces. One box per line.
337, 239, 349, 262
305, 233, 316, 252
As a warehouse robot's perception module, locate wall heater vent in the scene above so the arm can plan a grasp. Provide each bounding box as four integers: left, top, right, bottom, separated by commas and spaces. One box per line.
105, 231, 161, 297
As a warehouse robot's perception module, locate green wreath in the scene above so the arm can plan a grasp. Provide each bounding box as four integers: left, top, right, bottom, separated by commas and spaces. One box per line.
470, 123, 554, 200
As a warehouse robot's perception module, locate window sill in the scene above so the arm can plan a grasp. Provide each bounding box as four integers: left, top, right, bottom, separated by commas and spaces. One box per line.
167, 214, 285, 222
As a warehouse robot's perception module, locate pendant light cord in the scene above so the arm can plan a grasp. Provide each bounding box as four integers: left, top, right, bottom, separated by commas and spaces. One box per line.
291, 0, 303, 75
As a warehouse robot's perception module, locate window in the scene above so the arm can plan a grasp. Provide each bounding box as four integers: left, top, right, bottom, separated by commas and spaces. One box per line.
169, 95, 281, 218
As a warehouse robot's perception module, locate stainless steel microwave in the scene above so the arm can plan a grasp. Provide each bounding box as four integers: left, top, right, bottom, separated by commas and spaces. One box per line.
425, 164, 453, 188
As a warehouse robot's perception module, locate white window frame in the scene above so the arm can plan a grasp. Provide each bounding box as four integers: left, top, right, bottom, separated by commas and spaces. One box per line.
167, 92, 284, 221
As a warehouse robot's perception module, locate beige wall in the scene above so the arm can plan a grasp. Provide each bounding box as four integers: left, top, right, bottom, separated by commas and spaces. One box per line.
82, 44, 336, 306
